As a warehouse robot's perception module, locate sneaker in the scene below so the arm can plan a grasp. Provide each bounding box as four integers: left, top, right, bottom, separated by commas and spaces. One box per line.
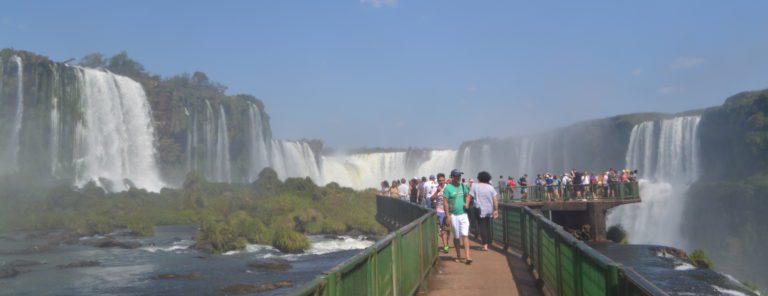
442, 245, 450, 253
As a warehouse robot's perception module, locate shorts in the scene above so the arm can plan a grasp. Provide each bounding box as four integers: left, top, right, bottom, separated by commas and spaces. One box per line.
450, 213, 470, 237
437, 212, 446, 231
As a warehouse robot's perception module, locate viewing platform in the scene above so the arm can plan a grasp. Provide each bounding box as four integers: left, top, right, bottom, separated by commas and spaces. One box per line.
293, 187, 665, 296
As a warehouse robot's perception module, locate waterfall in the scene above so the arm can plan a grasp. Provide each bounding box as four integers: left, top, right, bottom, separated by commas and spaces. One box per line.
186, 110, 194, 172
9, 55, 24, 172
269, 140, 322, 182
608, 116, 701, 248
625, 121, 655, 176
247, 103, 269, 181
50, 64, 61, 176
73, 67, 164, 192
214, 105, 231, 183
204, 100, 216, 180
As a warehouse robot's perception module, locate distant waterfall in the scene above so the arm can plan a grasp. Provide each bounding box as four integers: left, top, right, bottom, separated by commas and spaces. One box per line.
50, 64, 61, 176
204, 100, 216, 181
247, 103, 269, 181
319, 150, 458, 189
73, 67, 165, 192
608, 116, 701, 248
625, 121, 655, 176
10, 55, 24, 172
270, 140, 322, 182
214, 105, 231, 183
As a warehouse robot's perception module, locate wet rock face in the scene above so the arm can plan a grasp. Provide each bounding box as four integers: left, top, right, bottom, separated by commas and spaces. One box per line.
220, 280, 293, 295
246, 259, 292, 272
191, 240, 214, 254
57, 260, 100, 269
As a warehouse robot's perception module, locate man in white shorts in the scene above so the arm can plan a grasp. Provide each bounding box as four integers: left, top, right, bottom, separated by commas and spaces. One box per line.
443, 169, 472, 264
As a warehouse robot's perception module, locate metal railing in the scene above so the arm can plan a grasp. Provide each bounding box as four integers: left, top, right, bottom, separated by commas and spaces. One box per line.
292, 196, 437, 296
493, 203, 667, 296
497, 182, 640, 202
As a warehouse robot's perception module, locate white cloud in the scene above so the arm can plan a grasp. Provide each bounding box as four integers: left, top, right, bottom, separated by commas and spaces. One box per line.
670, 57, 706, 70
658, 86, 680, 95
361, 0, 398, 8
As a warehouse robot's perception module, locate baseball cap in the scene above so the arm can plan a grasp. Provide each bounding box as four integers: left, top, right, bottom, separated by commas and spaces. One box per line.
429, 175, 436, 180
450, 169, 463, 177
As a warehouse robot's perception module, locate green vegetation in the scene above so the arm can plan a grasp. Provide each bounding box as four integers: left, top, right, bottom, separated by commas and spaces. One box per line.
688, 249, 714, 269
0, 168, 386, 254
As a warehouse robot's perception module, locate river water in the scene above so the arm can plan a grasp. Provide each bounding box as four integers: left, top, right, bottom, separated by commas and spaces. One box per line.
591, 243, 758, 296
0, 225, 373, 295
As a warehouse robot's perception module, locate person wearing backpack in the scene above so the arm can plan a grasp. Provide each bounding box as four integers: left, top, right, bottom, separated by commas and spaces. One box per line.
443, 169, 472, 264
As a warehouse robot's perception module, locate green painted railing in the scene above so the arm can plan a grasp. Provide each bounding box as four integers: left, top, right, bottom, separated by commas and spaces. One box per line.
292, 197, 437, 296
493, 203, 667, 296
498, 182, 640, 202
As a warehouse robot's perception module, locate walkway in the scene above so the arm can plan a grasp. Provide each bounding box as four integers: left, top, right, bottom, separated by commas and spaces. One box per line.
424, 239, 541, 296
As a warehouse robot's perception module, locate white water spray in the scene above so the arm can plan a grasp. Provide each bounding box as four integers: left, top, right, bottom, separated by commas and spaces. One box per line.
608, 116, 701, 248
73, 67, 165, 192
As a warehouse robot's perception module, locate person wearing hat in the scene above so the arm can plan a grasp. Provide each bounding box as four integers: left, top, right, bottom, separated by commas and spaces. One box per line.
443, 169, 473, 264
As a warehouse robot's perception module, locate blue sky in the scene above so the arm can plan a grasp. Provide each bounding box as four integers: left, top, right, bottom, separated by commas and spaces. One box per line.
3, 1, 768, 148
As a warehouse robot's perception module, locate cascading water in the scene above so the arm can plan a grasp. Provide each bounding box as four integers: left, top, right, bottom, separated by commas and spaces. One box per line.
50, 64, 61, 176
73, 67, 165, 192
9, 55, 24, 172
608, 116, 701, 248
204, 100, 216, 181
270, 140, 322, 182
214, 105, 231, 183
247, 103, 269, 181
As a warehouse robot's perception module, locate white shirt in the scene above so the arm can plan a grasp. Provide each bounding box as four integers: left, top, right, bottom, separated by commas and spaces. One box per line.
583, 175, 591, 185
424, 180, 438, 199
398, 183, 409, 199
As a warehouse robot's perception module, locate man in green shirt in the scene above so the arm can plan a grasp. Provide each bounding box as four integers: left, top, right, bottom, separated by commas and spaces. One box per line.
443, 169, 472, 264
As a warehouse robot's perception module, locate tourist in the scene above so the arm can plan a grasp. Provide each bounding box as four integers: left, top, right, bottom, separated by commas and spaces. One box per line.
519, 174, 528, 201
443, 169, 472, 264
573, 170, 583, 199
553, 175, 561, 200
498, 175, 506, 199
398, 178, 409, 201
423, 175, 437, 208
471, 171, 499, 251
583, 171, 591, 200
418, 176, 427, 206
432, 173, 450, 253
390, 180, 400, 198
507, 176, 515, 200
380, 180, 390, 195
409, 178, 419, 203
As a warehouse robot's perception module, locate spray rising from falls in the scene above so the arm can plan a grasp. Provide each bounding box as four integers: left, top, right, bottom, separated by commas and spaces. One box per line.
73, 67, 165, 192
608, 116, 701, 248
247, 103, 270, 181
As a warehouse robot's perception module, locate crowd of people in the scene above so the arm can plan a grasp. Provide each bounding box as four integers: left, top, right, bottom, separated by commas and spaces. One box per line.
378, 167, 640, 265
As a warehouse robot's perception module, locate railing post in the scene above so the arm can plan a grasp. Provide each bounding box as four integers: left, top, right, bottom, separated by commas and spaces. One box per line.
502, 206, 509, 250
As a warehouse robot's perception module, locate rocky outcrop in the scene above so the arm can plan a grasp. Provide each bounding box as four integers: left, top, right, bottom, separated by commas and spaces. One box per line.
155, 272, 202, 280
57, 260, 100, 269
246, 259, 291, 272
83, 237, 141, 249
220, 280, 293, 295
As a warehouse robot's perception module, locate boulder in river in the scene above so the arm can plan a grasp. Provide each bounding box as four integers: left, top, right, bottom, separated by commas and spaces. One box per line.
7, 259, 43, 268
221, 280, 293, 295
0, 264, 30, 279
84, 237, 141, 249
57, 260, 100, 269
155, 272, 202, 280
191, 240, 214, 254
246, 259, 292, 272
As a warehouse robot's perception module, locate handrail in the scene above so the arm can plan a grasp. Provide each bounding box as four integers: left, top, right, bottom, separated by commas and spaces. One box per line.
293, 190, 665, 296
291, 196, 438, 296
496, 182, 640, 202
497, 202, 668, 296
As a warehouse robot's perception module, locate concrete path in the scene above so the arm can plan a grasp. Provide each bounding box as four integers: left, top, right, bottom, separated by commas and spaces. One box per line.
424, 240, 541, 296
